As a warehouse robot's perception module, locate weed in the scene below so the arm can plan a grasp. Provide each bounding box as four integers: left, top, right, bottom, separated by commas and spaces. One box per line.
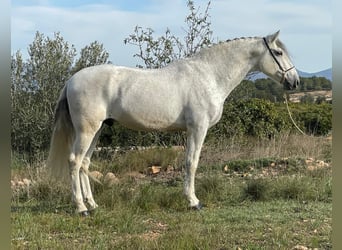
242, 178, 270, 201
226, 159, 252, 172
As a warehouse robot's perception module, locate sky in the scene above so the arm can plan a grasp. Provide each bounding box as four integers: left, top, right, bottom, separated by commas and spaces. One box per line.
11, 0, 332, 73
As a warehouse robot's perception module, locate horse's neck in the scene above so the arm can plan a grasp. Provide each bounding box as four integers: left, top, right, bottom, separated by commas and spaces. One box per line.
197, 38, 261, 100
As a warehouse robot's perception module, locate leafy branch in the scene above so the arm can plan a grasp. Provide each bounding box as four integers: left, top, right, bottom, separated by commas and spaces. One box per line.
124, 0, 213, 68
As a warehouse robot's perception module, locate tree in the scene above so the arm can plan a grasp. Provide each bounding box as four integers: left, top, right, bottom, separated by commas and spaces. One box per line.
72, 41, 109, 74
124, 26, 183, 69
183, 0, 213, 57
124, 0, 213, 69
11, 32, 109, 158
11, 32, 76, 157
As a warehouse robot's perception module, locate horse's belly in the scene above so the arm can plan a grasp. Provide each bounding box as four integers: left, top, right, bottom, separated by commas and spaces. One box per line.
114, 105, 186, 132
117, 114, 186, 131
107, 75, 188, 131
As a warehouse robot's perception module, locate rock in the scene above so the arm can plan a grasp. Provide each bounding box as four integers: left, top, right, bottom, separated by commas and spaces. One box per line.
17, 181, 25, 187
22, 178, 31, 186
148, 166, 161, 175
316, 160, 329, 168
104, 172, 119, 186
292, 245, 309, 250
316, 160, 324, 167
307, 165, 316, 171
89, 171, 103, 180
305, 158, 314, 165
171, 145, 185, 151
126, 171, 146, 179
166, 165, 175, 173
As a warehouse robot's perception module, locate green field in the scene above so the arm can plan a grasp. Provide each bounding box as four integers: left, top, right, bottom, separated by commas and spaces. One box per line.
11, 134, 332, 249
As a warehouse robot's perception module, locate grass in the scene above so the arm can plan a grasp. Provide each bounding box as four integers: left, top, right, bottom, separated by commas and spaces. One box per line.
11, 199, 331, 249
11, 133, 332, 249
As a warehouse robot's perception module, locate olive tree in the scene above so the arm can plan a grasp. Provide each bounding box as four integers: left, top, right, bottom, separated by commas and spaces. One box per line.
11, 32, 109, 158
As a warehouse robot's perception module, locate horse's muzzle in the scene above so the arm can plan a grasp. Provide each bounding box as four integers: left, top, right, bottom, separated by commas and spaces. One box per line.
284, 78, 299, 90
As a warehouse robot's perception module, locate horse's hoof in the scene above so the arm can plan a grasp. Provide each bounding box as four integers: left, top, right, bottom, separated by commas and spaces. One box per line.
191, 203, 204, 211
80, 210, 89, 217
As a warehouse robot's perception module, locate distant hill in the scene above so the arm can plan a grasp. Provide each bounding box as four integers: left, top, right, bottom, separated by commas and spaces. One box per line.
248, 68, 332, 81
297, 68, 332, 81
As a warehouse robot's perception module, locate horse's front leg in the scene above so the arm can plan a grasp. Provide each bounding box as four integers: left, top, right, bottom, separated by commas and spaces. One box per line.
184, 124, 208, 209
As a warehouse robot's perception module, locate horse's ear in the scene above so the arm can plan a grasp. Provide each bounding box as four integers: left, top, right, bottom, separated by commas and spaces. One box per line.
267, 30, 280, 43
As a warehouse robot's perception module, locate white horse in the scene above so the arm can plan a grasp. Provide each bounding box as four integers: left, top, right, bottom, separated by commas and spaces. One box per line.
47, 31, 299, 215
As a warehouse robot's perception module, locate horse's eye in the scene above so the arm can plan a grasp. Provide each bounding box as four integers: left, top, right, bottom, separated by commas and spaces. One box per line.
273, 49, 283, 56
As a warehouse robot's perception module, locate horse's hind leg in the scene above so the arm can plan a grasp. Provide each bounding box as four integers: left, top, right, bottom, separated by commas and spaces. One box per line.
79, 126, 104, 211
69, 129, 98, 214
79, 157, 97, 211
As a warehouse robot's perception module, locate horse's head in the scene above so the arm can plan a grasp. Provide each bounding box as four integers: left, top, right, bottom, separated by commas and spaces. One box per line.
258, 31, 299, 90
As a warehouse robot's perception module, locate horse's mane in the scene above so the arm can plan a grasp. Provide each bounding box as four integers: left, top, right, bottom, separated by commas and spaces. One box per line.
193, 36, 260, 58
225, 36, 259, 43
183, 34, 290, 63
226, 35, 290, 56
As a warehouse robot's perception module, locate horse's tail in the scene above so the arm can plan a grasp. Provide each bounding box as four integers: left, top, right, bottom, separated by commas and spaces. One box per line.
47, 84, 74, 181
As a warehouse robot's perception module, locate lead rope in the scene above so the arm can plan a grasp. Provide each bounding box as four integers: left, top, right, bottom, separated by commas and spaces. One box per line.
283, 93, 306, 135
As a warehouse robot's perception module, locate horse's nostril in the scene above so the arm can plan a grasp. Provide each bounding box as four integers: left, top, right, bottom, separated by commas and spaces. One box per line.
295, 79, 300, 88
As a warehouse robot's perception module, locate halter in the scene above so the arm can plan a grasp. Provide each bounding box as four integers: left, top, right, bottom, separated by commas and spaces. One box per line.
263, 37, 295, 84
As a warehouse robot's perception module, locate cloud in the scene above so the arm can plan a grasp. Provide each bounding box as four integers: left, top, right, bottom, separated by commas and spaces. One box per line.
207, 0, 332, 72
11, 0, 331, 72
211, 0, 331, 36
11, 1, 189, 66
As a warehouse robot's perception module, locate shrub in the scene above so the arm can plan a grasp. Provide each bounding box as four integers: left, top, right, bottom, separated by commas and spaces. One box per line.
209, 99, 292, 140
132, 184, 186, 212
197, 175, 226, 203
284, 102, 331, 136
242, 178, 270, 201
